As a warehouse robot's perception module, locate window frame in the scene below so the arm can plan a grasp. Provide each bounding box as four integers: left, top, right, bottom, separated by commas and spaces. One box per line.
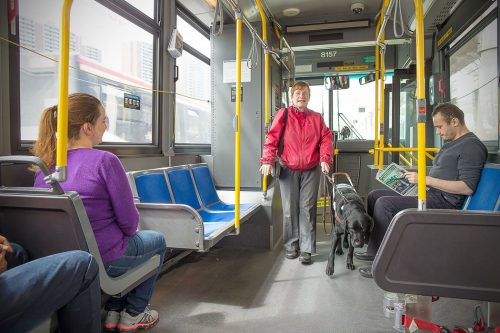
444, 9, 498, 152
9, 0, 164, 157
174, 2, 211, 155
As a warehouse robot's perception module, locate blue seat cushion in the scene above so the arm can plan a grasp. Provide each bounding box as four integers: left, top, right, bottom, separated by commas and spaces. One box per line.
135, 173, 172, 203
203, 222, 231, 237
167, 169, 201, 209
465, 164, 500, 211
199, 210, 236, 222
206, 202, 255, 211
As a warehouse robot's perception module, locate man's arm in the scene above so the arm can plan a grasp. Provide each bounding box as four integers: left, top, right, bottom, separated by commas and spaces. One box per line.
404, 172, 473, 195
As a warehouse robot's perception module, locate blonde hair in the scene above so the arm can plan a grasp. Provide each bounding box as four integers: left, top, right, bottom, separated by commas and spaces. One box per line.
291, 81, 311, 96
32, 93, 102, 168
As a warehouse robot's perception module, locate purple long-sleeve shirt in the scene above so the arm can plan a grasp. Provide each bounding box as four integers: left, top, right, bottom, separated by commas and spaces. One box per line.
34, 148, 139, 263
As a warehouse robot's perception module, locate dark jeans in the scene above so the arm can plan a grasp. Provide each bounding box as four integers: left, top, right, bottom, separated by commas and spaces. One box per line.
104, 230, 166, 315
0, 245, 101, 333
366, 189, 459, 256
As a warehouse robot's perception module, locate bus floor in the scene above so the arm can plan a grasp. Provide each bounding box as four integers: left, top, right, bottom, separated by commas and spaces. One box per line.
147, 223, 487, 333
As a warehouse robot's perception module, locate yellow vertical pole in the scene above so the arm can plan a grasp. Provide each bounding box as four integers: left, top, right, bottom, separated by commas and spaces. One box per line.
256, 0, 270, 196
378, 33, 386, 169
53, 0, 73, 183
374, 18, 381, 166
414, 0, 427, 209
234, 12, 242, 231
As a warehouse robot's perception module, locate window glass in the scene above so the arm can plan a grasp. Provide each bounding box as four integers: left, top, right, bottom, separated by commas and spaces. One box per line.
332, 75, 393, 140
19, 0, 155, 144
450, 19, 498, 147
177, 16, 210, 58
175, 51, 211, 144
306, 85, 330, 128
123, 0, 155, 19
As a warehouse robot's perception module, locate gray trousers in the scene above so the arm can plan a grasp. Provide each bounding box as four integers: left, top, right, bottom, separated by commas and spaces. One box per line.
279, 165, 321, 254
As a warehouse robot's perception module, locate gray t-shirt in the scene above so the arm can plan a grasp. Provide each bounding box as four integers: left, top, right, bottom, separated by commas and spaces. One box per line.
428, 132, 488, 207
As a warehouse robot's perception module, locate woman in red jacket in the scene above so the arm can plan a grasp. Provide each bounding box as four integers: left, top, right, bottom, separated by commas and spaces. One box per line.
260, 81, 333, 264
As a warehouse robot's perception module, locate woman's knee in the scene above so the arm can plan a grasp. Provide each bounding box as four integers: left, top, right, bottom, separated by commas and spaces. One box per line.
136, 230, 167, 253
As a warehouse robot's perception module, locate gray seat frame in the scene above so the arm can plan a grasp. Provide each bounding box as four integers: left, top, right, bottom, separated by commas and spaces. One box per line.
0, 156, 160, 297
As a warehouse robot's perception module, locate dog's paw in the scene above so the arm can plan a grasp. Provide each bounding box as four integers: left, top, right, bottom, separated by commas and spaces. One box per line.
346, 262, 355, 270
335, 248, 344, 255
325, 264, 334, 276
342, 242, 349, 249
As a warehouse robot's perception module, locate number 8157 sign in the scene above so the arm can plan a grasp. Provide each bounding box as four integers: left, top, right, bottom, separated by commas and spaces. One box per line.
320, 51, 337, 58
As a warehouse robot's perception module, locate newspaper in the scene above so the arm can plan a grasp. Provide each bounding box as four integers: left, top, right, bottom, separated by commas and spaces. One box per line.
376, 163, 417, 196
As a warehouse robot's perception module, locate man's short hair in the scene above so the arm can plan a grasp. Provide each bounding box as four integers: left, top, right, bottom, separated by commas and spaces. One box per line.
291, 81, 311, 96
432, 102, 465, 125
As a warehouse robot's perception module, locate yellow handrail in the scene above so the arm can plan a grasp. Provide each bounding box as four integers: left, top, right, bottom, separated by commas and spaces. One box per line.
373, 147, 439, 152
414, 0, 427, 208
378, 0, 390, 170
373, 18, 381, 166
234, 12, 242, 232
51, 0, 73, 183
256, 0, 270, 197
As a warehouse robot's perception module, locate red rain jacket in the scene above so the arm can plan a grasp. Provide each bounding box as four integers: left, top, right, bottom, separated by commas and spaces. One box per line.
260, 106, 334, 171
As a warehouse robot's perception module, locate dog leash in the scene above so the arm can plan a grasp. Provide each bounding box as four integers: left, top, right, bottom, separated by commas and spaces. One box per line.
321, 174, 334, 235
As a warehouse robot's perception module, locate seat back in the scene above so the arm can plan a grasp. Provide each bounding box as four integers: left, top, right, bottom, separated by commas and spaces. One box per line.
463, 164, 500, 211
191, 164, 220, 207
372, 209, 500, 302
167, 168, 201, 209
135, 172, 172, 203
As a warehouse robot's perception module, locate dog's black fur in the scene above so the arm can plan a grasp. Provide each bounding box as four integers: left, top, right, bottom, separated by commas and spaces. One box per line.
325, 183, 373, 276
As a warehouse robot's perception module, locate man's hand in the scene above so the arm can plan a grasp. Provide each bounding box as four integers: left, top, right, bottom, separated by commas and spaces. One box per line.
260, 164, 273, 176
321, 162, 330, 174
404, 171, 419, 184
0, 235, 12, 274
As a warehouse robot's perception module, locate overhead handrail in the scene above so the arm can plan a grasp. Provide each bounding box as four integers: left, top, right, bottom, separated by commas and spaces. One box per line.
46, 0, 73, 184
211, 0, 224, 36
376, 0, 397, 51
221, 0, 292, 73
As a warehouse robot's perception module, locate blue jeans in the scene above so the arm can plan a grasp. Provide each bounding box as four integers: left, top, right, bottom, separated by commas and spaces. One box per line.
105, 230, 166, 315
0, 245, 101, 333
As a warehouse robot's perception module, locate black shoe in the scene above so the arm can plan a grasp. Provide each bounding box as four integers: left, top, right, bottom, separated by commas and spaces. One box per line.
285, 249, 298, 259
354, 251, 375, 261
359, 265, 373, 278
299, 252, 312, 264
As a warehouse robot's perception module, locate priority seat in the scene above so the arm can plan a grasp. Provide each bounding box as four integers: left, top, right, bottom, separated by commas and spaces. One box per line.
373, 163, 500, 302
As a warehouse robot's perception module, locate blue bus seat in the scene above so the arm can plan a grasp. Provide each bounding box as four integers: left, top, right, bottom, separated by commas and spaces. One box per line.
190, 164, 254, 211
462, 163, 500, 211
166, 168, 236, 222
135, 173, 172, 204
127, 165, 261, 252
373, 163, 500, 302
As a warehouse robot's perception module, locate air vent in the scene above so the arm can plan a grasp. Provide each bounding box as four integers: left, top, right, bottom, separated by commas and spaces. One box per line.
317, 61, 344, 68
309, 32, 343, 42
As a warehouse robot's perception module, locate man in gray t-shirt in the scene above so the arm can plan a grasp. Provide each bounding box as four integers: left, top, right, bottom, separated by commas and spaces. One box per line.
358, 103, 488, 278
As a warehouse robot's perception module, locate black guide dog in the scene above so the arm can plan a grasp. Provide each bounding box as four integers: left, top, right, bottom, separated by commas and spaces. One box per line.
325, 173, 373, 276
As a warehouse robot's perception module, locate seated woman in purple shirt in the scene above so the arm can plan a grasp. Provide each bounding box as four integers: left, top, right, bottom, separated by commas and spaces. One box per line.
33, 93, 166, 332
